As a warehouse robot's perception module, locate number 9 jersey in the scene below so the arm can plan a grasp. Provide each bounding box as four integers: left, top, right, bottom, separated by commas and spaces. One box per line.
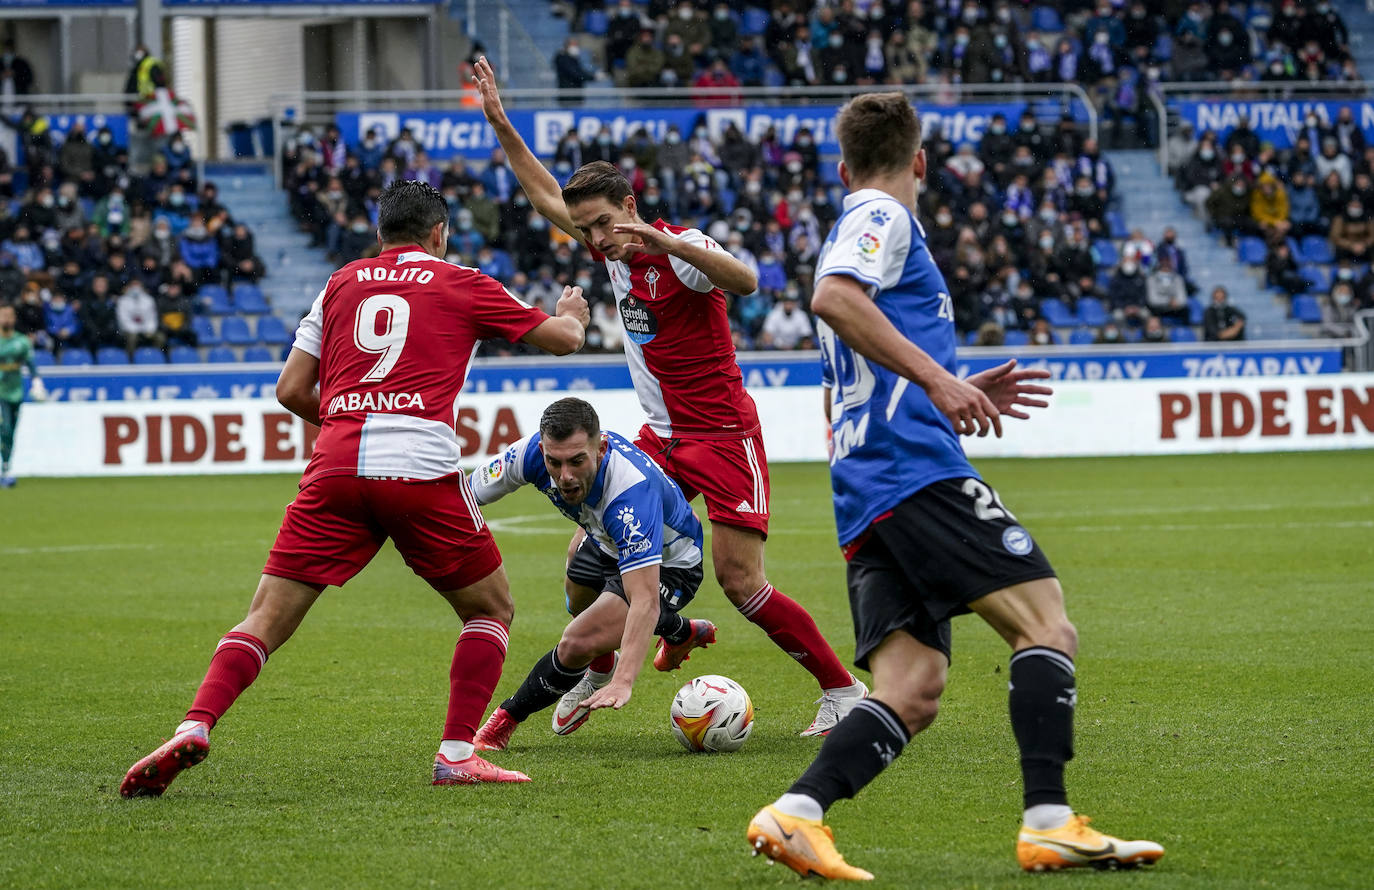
292, 247, 550, 486
815, 189, 977, 547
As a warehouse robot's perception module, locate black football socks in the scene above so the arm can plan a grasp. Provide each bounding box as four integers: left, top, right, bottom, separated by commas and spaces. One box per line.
655, 611, 691, 645
1008, 646, 1076, 808
787, 698, 911, 812
500, 649, 587, 721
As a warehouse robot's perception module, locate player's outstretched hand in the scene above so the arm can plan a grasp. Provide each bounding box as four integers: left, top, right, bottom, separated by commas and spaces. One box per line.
965, 359, 1053, 420
556, 285, 591, 328
927, 371, 1002, 438
612, 222, 678, 256
471, 57, 509, 127
582, 681, 631, 711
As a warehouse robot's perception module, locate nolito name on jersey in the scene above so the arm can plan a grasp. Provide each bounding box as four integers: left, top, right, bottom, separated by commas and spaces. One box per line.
325, 391, 427, 415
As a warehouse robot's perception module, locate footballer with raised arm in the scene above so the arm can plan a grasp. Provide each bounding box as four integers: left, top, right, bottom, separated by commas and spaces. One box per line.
473, 57, 868, 736
745, 93, 1164, 880
119, 180, 590, 796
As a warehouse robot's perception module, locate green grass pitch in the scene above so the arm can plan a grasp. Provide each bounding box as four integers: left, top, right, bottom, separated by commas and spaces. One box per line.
2, 453, 1372, 889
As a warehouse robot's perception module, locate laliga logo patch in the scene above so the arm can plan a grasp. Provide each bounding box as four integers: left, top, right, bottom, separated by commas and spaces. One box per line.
480, 458, 503, 483
1002, 526, 1034, 556
856, 232, 881, 262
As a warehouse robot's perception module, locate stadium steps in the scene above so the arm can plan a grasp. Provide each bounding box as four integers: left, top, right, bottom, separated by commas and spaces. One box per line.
460, 0, 562, 90
1340, 1, 1374, 78
207, 161, 336, 320
1104, 149, 1307, 340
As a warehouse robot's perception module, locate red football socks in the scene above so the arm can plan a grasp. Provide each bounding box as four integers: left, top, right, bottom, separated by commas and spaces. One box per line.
444, 616, 510, 742
185, 631, 269, 728
587, 652, 617, 674
737, 583, 853, 690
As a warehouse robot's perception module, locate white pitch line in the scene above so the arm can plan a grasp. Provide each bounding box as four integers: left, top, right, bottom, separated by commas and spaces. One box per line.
485, 514, 569, 535
0, 543, 160, 556
1059, 519, 1374, 534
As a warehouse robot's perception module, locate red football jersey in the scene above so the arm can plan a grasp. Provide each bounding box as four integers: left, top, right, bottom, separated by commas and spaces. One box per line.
590, 220, 760, 439
293, 246, 548, 486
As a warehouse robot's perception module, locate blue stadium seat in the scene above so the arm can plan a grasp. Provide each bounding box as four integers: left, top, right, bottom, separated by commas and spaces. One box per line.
741, 7, 770, 36
1105, 210, 1128, 240
1291, 295, 1323, 323
1069, 328, 1097, 345
582, 8, 608, 35
201, 284, 234, 315
1299, 236, 1334, 265
1077, 296, 1107, 326
280, 344, 295, 361
1003, 329, 1030, 346
1300, 264, 1332, 293
1095, 269, 1112, 291
1123, 327, 1143, 342
206, 346, 237, 363
1238, 236, 1268, 266
256, 315, 292, 346
1030, 5, 1064, 32
60, 348, 93, 366
243, 346, 275, 363
32, 349, 55, 368
133, 346, 166, 364
191, 315, 221, 346
1092, 239, 1118, 268
1170, 326, 1199, 342
168, 345, 201, 364
965, 330, 980, 345
1040, 298, 1075, 327
232, 283, 269, 314
221, 316, 256, 345
95, 346, 128, 365
1188, 298, 1204, 325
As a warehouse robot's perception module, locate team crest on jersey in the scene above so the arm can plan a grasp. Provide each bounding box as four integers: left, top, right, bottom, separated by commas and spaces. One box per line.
856, 232, 881, 262
619, 295, 659, 345
868, 208, 891, 226
644, 267, 661, 300
616, 505, 645, 542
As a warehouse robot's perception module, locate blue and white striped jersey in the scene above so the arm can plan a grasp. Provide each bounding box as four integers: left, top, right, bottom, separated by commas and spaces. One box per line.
816, 188, 979, 546
470, 429, 703, 574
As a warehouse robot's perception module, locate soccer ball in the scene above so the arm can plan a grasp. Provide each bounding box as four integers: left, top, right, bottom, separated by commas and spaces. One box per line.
669, 675, 754, 753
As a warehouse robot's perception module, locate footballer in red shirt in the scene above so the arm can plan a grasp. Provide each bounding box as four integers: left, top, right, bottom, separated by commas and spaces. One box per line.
475, 58, 867, 735
119, 181, 590, 797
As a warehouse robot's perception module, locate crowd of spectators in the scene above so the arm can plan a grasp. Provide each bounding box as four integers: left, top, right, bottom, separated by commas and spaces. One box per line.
0, 116, 267, 361
550, 1, 1357, 145
1169, 106, 1374, 336
284, 97, 1264, 353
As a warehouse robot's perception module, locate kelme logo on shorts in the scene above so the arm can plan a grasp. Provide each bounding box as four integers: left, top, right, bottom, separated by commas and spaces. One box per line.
1002, 525, 1033, 556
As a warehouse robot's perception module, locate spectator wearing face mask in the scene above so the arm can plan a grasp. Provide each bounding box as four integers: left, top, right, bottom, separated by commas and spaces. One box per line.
178, 218, 219, 284
116, 280, 161, 355
1330, 198, 1373, 261
1285, 171, 1323, 237
759, 291, 813, 350
1145, 254, 1190, 324
1264, 241, 1310, 297
1107, 258, 1148, 325
1203, 285, 1246, 341
554, 38, 592, 104
1322, 281, 1360, 337
1250, 171, 1291, 244
1178, 140, 1221, 217
1206, 175, 1255, 246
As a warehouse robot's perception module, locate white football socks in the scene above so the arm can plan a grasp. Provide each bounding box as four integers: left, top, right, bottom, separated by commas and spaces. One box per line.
773, 793, 824, 822
439, 740, 475, 762
1024, 804, 1073, 831
175, 719, 206, 735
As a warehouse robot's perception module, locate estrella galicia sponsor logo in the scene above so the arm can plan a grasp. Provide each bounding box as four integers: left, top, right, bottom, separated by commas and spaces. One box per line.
1002, 525, 1034, 556
619, 296, 658, 345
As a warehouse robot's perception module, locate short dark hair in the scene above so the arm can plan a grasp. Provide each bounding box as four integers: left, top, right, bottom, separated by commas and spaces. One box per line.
561, 161, 633, 209
539, 397, 601, 442
377, 180, 448, 246
835, 92, 922, 180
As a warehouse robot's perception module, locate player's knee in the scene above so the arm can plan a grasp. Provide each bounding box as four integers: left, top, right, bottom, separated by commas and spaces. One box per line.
1053, 619, 1079, 657
715, 563, 762, 605
889, 689, 941, 736
555, 629, 598, 665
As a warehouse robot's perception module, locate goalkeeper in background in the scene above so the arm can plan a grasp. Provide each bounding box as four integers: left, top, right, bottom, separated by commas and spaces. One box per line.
0, 303, 43, 488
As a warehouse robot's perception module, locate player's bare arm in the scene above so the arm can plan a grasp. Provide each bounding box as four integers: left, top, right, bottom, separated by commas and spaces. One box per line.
581, 564, 660, 711
521, 284, 590, 355
965, 359, 1054, 420
612, 222, 759, 295
812, 273, 1002, 438
472, 57, 583, 244
275, 348, 321, 426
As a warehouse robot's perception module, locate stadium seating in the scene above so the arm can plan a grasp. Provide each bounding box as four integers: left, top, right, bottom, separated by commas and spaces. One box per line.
169, 346, 201, 364
1290, 295, 1323, 323
1238, 237, 1268, 266
1093, 240, 1118, 268
191, 316, 222, 347
206, 346, 237, 363
232, 283, 269, 315
1298, 236, 1334, 265
256, 315, 292, 346
1069, 328, 1097, 345
221, 317, 256, 346
95, 346, 128, 365
1030, 5, 1064, 32
32, 350, 55, 368
201, 284, 235, 315
582, 8, 608, 36
1003, 329, 1030, 346
741, 7, 771, 36
1170, 326, 1199, 342
1077, 297, 1107, 327
1300, 264, 1332, 294
1039, 298, 1076, 327
243, 346, 275, 363
60, 349, 93, 366
133, 347, 166, 364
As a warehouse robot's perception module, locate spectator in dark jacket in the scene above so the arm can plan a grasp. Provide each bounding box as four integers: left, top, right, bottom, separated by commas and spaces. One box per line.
79, 274, 121, 350
1203, 285, 1246, 341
